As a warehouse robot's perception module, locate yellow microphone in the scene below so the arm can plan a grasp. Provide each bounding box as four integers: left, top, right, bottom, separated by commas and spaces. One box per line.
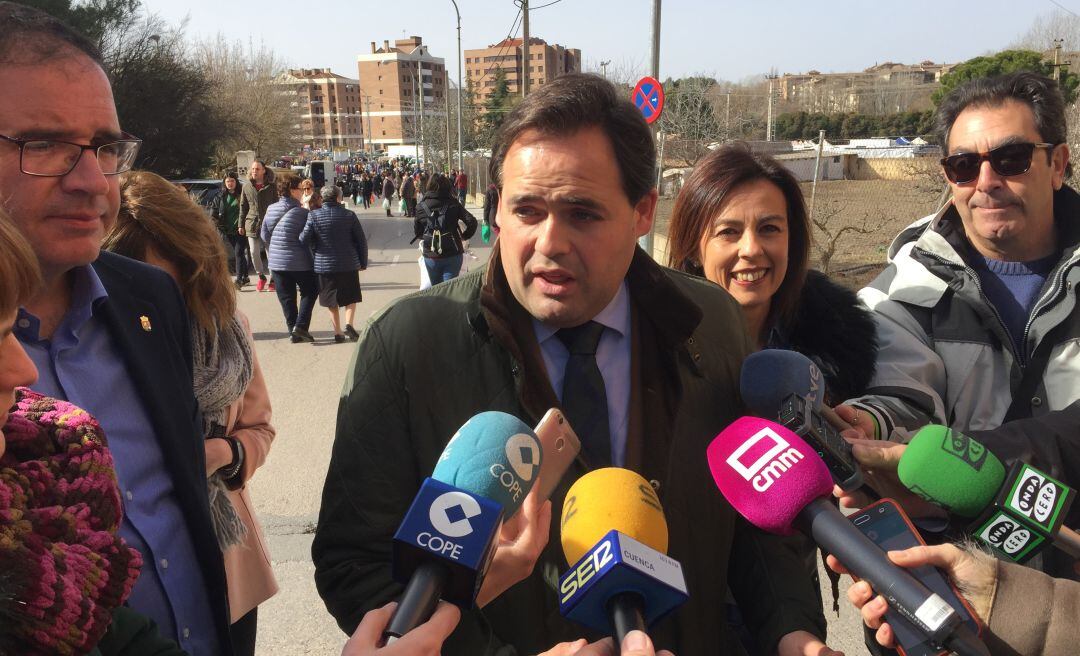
558, 468, 687, 646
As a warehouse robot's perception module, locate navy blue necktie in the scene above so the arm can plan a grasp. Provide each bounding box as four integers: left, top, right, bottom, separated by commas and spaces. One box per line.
556, 321, 611, 467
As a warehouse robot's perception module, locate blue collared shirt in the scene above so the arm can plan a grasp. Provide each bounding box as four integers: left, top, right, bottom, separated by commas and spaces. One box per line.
533, 281, 632, 466
16, 265, 218, 655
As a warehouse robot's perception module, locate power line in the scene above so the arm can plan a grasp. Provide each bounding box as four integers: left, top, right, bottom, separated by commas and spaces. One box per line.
471, 7, 524, 88
1050, 0, 1080, 17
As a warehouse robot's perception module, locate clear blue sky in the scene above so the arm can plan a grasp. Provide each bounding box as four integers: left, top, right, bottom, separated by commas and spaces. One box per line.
145, 0, 1066, 83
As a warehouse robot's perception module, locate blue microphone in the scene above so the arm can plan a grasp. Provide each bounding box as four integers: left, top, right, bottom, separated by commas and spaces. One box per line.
383, 411, 543, 643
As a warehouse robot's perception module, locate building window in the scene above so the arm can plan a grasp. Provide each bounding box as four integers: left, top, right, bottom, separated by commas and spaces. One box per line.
538, 66, 543, 72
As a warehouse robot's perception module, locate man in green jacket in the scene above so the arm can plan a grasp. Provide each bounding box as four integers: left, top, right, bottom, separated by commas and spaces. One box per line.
312, 73, 831, 656
241, 159, 277, 291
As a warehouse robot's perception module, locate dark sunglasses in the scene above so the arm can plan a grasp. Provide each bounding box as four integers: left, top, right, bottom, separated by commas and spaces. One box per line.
940, 142, 1055, 184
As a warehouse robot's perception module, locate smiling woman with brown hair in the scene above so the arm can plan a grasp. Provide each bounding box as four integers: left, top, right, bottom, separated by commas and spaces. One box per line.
103, 170, 279, 656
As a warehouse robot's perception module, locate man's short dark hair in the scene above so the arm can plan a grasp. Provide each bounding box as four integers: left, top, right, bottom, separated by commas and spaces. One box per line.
935, 71, 1068, 167
0, 1, 102, 67
489, 73, 656, 204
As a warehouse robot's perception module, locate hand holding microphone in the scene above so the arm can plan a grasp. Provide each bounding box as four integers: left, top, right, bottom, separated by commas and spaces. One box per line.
382, 411, 545, 643
539, 631, 675, 656
343, 602, 461, 656
708, 417, 988, 656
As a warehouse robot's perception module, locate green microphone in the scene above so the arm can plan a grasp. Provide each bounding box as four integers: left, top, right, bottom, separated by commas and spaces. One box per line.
899, 425, 1078, 563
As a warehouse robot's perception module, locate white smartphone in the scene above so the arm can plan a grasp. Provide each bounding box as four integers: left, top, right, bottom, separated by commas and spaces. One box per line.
533, 408, 582, 503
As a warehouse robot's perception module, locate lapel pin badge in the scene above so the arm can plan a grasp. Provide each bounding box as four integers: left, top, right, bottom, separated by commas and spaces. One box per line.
140, 315, 152, 332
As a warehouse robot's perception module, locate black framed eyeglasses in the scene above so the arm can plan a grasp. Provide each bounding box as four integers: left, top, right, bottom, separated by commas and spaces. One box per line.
940, 142, 1055, 184
0, 132, 142, 177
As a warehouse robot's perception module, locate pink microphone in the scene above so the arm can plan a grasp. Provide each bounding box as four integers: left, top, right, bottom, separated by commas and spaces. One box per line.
707, 417, 988, 656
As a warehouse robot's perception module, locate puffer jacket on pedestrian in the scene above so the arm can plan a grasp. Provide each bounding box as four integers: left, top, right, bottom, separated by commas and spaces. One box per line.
260, 196, 312, 272
299, 200, 368, 274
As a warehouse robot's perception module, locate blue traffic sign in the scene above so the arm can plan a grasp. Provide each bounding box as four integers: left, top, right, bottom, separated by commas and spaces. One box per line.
632, 76, 665, 124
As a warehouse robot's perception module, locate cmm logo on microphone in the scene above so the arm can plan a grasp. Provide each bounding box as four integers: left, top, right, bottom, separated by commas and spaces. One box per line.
429, 491, 482, 538
727, 426, 805, 492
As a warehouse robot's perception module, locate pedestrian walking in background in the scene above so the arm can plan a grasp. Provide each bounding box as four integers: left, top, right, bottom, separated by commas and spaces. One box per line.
360, 173, 373, 209
414, 173, 478, 284
401, 173, 416, 217
241, 160, 277, 292
261, 173, 319, 343
381, 173, 396, 217
300, 178, 322, 211
211, 171, 249, 289
454, 168, 468, 206
104, 170, 280, 656
483, 181, 500, 237
301, 186, 369, 343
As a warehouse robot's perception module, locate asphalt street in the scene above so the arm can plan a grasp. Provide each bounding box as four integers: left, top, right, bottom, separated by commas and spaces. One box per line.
245, 200, 867, 654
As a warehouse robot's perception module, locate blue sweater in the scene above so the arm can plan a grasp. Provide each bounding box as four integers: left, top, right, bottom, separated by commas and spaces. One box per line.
299, 201, 369, 273
974, 252, 1058, 355
261, 197, 313, 272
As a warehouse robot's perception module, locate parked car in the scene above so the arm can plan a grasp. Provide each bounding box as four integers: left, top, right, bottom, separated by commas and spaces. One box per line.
171, 178, 221, 213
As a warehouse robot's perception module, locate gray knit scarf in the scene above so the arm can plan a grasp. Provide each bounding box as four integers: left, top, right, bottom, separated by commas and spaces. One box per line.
192, 313, 255, 551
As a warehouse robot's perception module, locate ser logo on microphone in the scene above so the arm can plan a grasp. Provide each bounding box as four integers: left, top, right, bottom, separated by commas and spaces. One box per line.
726, 426, 805, 492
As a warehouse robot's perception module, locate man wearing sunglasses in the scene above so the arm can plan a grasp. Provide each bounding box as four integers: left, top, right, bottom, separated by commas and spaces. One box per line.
0, 3, 233, 654
836, 71, 1080, 578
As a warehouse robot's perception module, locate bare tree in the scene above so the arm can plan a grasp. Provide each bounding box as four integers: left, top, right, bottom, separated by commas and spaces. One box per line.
810, 201, 874, 274
1012, 9, 1080, 52
657, 76, 723, 167
193, 35, 297, 172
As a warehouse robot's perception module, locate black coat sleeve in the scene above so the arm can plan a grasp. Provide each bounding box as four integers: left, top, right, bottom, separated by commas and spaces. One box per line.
970, 400, 1080, 489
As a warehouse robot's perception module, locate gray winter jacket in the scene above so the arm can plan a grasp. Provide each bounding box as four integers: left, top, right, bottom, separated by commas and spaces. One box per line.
851, 186, 1080, 442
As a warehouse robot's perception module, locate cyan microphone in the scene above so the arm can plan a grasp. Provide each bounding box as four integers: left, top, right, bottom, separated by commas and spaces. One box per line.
898, 425, 1080, 563
558, 468, 688, 646
708, 417, 989, 656
382, 411, 543, 643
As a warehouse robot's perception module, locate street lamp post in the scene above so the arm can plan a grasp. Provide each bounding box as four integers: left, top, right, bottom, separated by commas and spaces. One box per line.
451, 0, 463, 171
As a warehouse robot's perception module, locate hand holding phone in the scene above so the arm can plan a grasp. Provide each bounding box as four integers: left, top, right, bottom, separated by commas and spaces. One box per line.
842, 499, 984, 656
533, 409, 582, 503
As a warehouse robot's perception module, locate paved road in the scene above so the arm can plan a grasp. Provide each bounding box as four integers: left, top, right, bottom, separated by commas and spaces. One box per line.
245, 201, 866, 654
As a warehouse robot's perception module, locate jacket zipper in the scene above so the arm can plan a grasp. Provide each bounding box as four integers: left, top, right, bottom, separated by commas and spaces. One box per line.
916, 247, 1024, 365
917, 247, 1079, 369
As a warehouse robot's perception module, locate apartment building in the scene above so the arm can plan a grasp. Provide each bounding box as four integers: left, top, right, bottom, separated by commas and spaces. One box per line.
779, 61, 954, 115
357, 36, 448, 148
278, 68, 365, 150
463, 37, 581, 103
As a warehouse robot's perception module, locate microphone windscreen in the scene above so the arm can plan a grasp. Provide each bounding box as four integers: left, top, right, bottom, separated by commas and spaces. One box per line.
432, 411, 542, 515
707, 417, 833, 535
740, 349, 825, 418
897, 425, 1005, 518
559, 467, 668, 566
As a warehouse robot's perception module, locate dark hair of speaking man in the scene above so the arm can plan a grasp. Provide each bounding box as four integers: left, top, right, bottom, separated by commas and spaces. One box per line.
836, 71, 1080, 578
0, 3, 233, 654
313, 73, 832, 656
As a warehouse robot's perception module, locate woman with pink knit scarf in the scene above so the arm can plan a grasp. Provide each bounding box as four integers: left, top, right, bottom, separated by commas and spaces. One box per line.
0, 219, 185, 655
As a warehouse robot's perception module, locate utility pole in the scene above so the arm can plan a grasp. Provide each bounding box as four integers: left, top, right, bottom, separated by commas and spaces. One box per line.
362, 94, 373, 155
521, 0, 530, 97
451, 0, 463, 171
809, 130, 826, 221
765, 69, 778, 141
419, 60, 426, 169
725, 90, 731, 139
639, 0, 661, 256
445, 90, 451, 172
1051, 38, 1071, 82
600, 60, 611, 80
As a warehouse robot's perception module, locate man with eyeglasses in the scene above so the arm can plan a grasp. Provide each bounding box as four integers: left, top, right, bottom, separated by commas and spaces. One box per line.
835, 71, 1080, 578
0, 3, 233, 654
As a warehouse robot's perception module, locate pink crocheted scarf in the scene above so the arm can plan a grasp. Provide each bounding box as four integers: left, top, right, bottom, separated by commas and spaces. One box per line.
0, 388, 141, 655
